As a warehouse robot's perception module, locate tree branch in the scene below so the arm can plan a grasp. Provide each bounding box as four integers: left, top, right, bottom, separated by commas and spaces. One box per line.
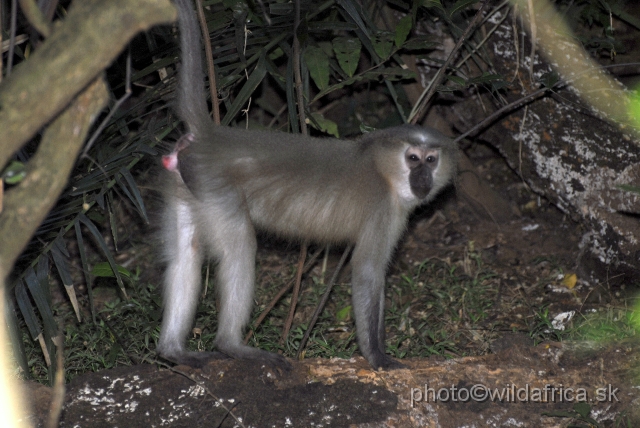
0, 0, 176, 169
0, 78, 109, 275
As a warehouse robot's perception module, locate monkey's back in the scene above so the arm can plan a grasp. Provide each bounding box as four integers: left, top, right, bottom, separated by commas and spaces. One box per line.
185, 125, 402, 244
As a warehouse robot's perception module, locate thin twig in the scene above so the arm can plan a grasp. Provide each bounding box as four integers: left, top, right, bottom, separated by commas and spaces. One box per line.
292, 0, 307, 134
195, 0, 220, 124
81, 53, 132, 158
267, 104, 288, 128
244, 247, 323, 344
46, 334, 65, 428
452, 83, 563, 145
280, 242, 307, 345
409, 0, 491, 125
297, 245, 352, 360
7, 0, 17, 74
278, 0, 310, 348
99, 313, 139, 365
454, 1, 511, 70
517, 104, 531, 191
526, 0, 537, 82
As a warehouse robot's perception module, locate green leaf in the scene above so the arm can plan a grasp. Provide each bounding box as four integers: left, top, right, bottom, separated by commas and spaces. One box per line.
304, 46, 330, 91
337, 0, 370, 38
541, 410, 577, 418
106, 342, 122, 366
117, 167, 148, 223
2, 160, 26, 184
468, 73, 504, 85
363, 67, 417, 81
372, 31, 394, 59
313, 75, 365, 102
36, 256, 50, 302
539, 71, 560, 89
422, 0, 445, 12
222, 54, 268, 125
611, 4, 640, 31
268, 47, 284, 60
308, 21, 359, 32
359, 123, 376, 133
79, 214, 128, 299
333, 37, 361, 77
573, 402, 591, 418
24, 267, 57, 339
52, 237, 73, 287
336, 305, 352, 322
618, 184, 640, 194
446, 75, 466, 87
395, 15, 412, 48
269, 3, 293, 15
75, 220, 97, 324
107, 191, 119, 251
285, 52, 299, 134
15, 281, 42, 340
402, 36, 438, 51
91, 262, 133, 279
387, 0, 410, 10
318, 41, 334, 58
448, 0, 480, 18
308, 112, 339, 138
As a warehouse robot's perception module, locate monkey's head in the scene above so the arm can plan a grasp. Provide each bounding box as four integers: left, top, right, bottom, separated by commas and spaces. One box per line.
367, 125, 458, 208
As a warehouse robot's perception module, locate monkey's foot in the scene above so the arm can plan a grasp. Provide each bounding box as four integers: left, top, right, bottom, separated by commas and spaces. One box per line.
159, 350, 230, 368
370, 353, 406, 371
217, 343, 292, 371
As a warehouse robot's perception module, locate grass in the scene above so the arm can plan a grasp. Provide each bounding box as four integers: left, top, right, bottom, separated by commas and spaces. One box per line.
19, 246, 640, 384
567, 305, 640, 343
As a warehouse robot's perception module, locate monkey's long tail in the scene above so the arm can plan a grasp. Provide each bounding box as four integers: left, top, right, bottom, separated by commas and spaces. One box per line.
174, 0, 210, 136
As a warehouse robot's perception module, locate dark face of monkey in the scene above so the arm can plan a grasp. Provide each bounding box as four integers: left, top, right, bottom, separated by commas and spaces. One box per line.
406, 146, 440, 199
158, 0, 459, 371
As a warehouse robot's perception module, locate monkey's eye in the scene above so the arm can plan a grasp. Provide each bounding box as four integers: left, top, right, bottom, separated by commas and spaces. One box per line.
426, 155, 437, 163
408, 154, 420, 162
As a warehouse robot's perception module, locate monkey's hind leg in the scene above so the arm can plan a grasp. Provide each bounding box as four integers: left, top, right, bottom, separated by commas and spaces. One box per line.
200, 202, 292, 370
157, 193, 228, 367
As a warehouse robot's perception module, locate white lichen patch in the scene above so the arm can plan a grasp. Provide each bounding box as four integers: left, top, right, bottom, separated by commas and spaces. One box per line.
551, 311, 575, 331
177, 384, 206, 399
508, 81, 640, 264
67, 375, 151, 423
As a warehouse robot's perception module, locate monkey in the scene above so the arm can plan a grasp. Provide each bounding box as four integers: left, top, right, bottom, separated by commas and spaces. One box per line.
157, 0, 458, 370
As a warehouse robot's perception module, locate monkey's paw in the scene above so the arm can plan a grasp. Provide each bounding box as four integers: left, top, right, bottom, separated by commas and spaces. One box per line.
371, 354, 407, 371
159, 349, 230, 368
217, 343, 292, 371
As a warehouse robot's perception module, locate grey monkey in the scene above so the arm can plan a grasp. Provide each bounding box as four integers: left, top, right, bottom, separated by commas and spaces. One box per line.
157, 0, 458, 370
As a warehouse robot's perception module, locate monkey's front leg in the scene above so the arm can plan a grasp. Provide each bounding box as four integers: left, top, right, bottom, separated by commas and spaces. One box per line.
351, 243, 405, 370
157, 197, 228, 367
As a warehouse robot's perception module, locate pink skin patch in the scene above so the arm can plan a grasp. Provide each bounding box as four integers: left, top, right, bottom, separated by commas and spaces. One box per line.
162, 133, 195, 172
162, 153, 179, 171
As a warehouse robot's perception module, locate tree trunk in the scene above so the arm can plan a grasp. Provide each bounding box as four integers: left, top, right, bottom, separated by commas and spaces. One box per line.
443, 10, 640, 283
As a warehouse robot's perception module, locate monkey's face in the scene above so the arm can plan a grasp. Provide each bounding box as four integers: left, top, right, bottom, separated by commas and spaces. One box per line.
405, 146, 440, 199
